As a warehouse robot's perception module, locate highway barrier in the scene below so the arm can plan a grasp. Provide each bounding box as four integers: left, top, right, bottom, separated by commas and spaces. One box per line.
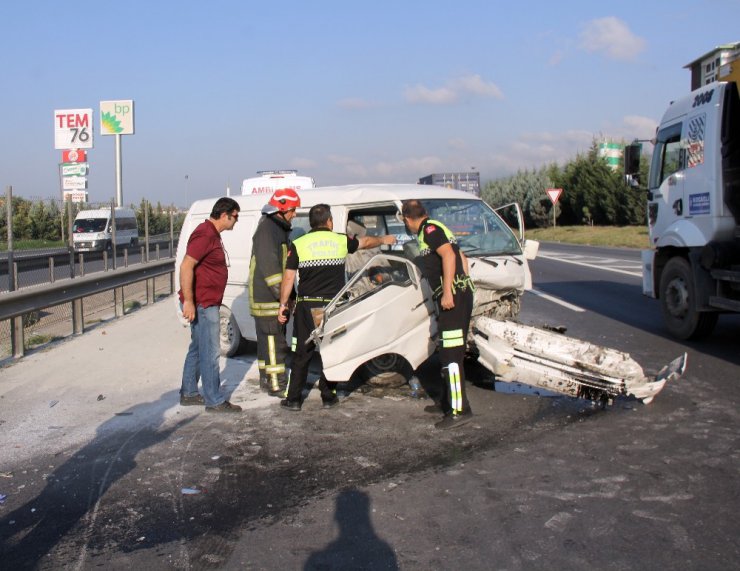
0, 259, 175, 361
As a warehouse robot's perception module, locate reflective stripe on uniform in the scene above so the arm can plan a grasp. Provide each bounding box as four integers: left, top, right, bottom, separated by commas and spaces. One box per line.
252, 301, 280, 317
265, 272, 282, 287
267, 335, 281, 390
446, 362, 462, 413
441, 328, 464, 348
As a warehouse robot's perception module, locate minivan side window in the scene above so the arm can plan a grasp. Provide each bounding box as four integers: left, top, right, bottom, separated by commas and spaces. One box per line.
289, 214, 311, 241
649, 122, 683, 189
116, 217, 138, 231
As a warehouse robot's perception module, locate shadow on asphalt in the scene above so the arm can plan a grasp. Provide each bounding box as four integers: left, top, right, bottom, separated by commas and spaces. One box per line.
304, 488, 398, 570
0, 390, 195, 569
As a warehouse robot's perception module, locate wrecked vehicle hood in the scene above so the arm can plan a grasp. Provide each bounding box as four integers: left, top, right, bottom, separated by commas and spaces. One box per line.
311, 254, 686, 404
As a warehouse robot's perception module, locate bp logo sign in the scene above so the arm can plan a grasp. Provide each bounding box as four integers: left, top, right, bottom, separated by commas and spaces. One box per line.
100, 100, 135, 135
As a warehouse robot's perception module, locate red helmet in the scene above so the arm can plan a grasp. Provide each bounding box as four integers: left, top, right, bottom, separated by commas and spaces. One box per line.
268, 188, 301, 212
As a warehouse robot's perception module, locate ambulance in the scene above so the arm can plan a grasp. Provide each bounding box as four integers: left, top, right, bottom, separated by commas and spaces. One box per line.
240, 170, 315, 195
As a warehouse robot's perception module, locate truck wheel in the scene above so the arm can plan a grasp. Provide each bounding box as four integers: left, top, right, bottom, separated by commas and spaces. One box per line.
360, 354, 411, 388
219, 306, 243, 357
659, 257, 718, 340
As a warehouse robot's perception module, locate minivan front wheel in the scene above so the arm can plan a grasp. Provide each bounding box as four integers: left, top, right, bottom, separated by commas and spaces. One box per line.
360, 354, 411, 388
219, 306, 242, 357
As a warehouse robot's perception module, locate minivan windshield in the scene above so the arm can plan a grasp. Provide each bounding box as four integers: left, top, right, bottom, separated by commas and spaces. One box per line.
288, 198, 521, 257
422, 199, 522, 257
73, 218, 107, 233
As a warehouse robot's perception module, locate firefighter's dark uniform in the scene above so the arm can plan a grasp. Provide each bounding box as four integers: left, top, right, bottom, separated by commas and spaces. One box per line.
284, 229, 360, 404
249, 213, 293, 394
414, 218, 474, 416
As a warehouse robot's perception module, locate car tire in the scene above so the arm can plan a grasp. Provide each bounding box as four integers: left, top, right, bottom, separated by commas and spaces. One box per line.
360, 354, 411, 388
219, 306, 243, 357
659, 256, 718, 340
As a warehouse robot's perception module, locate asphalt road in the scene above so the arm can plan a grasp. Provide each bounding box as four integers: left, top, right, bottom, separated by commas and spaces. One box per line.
0, 243, 738, 570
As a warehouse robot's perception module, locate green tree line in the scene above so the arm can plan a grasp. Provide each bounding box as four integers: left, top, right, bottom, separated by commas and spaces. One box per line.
0, 197, 184, 246
482, 140, 650, 228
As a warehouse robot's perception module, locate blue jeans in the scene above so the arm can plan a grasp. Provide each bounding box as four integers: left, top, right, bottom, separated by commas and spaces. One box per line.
180, 304, 225, 407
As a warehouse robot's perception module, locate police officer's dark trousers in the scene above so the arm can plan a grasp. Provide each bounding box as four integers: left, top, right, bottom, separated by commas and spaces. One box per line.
285, 300, 336, 403
255, 316, 289, 393
436, 286, 473, 415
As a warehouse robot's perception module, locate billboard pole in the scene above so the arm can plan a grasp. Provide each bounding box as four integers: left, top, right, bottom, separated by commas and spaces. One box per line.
58, 162, 65, 242
115, 133, 123, 207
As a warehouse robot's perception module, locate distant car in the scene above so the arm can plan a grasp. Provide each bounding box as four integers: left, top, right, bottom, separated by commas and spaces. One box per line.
72, 207, 139, 252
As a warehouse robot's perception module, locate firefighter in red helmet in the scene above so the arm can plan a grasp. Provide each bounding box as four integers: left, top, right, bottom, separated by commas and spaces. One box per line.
249, 188, 301, 396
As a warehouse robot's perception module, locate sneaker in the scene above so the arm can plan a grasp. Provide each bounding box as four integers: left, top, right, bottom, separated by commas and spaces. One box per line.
180, 394, 205, 406
322, 396, 340, 409
205, 401, 242, 413
423, 403, 442, 414
434, 411, 473, 430
280, 399, 302, 412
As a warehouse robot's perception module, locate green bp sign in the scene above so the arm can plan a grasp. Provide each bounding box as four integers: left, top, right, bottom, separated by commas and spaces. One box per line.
100, 100, 135, 135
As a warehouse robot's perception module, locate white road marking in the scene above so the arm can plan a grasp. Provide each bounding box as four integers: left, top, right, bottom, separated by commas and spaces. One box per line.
528, 288, 586, 312
538, 252, 642, 277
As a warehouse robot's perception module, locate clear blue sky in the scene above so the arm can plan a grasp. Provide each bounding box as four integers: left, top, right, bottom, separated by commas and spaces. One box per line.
1, 0, 739, 207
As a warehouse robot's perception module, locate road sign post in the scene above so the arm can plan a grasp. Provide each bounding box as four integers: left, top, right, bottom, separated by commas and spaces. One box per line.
546, 188, 563, 228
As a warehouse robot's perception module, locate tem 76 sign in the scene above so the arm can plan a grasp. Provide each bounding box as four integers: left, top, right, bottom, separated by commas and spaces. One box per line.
54, 108, 94, 150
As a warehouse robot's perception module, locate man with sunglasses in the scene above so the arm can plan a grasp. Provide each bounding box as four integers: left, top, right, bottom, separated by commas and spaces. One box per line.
179, 197, 242, 413
249, 188, 301, 397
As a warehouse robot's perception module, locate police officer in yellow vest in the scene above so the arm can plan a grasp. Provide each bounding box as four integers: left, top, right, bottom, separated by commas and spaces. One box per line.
401, 199, 475, 429
277, 203, 396, 411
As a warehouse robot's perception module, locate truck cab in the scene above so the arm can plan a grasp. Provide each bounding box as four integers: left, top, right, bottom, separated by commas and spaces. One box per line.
627, 81, 740, 339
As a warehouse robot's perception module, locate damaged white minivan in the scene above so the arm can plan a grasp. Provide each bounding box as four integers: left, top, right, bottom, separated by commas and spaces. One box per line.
176, 183, 537, 384
177, 183, 686, 402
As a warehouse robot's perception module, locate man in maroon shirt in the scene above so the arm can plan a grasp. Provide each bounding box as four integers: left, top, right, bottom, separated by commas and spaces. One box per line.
179, 197, 242, 413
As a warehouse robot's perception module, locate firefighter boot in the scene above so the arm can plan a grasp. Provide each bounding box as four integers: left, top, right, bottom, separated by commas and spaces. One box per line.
268, 375, 287, 398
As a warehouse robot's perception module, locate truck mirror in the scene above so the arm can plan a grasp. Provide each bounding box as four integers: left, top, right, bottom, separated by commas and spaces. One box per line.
624, 143, 641, 175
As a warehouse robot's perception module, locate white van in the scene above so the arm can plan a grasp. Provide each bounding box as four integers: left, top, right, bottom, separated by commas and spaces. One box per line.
240, 170, 315, 195
72, 207, 139, 252
175, 184, 538, 383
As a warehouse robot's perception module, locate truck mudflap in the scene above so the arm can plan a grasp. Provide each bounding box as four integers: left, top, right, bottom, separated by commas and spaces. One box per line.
472, 317, 687, 404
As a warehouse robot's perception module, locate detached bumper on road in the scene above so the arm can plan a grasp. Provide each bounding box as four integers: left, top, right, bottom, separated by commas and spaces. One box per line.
473, 317, 687, 404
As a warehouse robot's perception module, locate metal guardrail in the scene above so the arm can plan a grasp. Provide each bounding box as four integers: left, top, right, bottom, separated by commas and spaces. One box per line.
1, 258, 175, 359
